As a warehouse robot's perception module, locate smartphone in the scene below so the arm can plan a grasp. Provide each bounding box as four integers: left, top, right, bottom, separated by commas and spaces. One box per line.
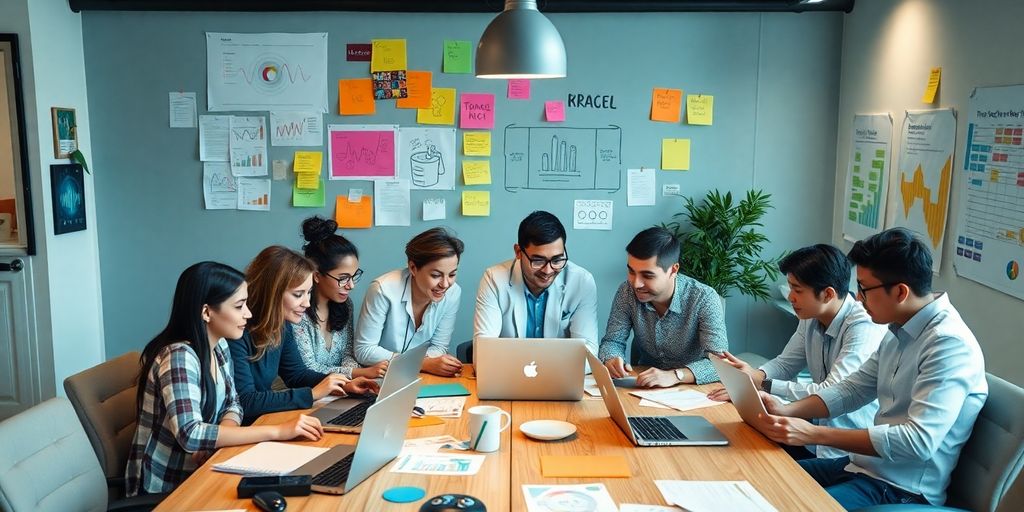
236, 474, 312, 498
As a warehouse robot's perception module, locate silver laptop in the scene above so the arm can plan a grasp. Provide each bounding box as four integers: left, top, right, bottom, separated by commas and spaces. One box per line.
312, 342, 428, 433
587, 352, 728, 447
291, 378, 421, 495
710, 356, 770, 425
475, 337, 586, 400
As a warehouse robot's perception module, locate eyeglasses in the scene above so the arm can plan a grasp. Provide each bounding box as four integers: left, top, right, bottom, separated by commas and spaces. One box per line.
323, 268, 363, 287
857, 281, 895, 296
523, 250, 568, 270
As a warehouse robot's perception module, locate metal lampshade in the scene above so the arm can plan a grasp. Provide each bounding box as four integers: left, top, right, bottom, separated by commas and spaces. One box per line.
475, 0, 566, 79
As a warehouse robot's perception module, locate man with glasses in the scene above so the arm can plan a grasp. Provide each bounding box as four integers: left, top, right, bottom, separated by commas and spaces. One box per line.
752, 228, 988, 509
474, 210, 598, 358
599, 227, 727, 387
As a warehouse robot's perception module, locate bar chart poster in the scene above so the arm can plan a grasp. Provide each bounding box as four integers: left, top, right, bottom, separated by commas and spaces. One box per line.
953, 85, 1024, 300
891, 109, 956, 272
843, 114, 892, 242
236, 177, 271, 211
229, 116, 268, 177
503, 125, 622, 192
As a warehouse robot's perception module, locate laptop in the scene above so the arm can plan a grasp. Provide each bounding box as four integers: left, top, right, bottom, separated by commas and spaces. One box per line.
312, 342, 428, 433
475, 337, 586, 400
710, 355, 770, 425
291, 378, 421, 495
586, 351, 728, 447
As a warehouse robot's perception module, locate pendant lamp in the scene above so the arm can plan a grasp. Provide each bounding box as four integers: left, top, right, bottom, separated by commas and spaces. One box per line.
475, 0, 566, 79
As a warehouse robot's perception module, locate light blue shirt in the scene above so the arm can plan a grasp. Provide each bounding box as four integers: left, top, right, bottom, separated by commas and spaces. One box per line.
816, 293, 988, 505
525, 289, 549, 339
759, 296, 885, 459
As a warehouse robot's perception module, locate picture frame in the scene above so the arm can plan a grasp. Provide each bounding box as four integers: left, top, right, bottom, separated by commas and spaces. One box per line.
50, 163, 86, 235
51, 106, 77, 158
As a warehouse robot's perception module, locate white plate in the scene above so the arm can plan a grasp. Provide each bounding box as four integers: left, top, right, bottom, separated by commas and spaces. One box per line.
520, 420, 577, 441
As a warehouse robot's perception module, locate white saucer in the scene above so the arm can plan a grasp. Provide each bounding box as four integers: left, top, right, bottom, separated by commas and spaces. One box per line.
520, 420, 577, 441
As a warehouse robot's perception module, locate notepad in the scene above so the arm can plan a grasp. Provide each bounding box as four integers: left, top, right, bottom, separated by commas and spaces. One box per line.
417, 383, 471, 398
212, 442, 328, 475
540, 455, 632, 478
408, 415, 446, 428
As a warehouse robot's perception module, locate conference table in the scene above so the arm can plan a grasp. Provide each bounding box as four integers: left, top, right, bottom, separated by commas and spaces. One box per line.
156, 367, 843, 511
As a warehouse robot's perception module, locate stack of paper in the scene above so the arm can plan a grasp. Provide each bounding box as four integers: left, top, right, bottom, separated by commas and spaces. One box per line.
522, 483, 618, 512
212, 442, 327, 475
655, 480, 778, 512
629, 389, 725, 413
390, 453, 485, 476
415, 396, 467, 418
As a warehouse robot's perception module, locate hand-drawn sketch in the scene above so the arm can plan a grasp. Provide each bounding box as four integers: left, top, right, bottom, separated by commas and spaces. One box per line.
399, 127, 456, 190
328, 124, 398, 180
504, 125, 622, 192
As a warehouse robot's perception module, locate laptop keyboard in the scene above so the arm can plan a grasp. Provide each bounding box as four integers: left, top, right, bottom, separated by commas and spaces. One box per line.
326, 398, 375, 426
628, 416, 688, 441
310, 453, 355, 488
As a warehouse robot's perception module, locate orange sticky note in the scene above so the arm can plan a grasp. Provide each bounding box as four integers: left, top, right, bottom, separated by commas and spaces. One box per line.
335, 195, 373, 228
396, 71, 432, 109
651, 88, 682, 123
408, 416, 446, 428
540, 456, 632, 478
338, 79, 375, 116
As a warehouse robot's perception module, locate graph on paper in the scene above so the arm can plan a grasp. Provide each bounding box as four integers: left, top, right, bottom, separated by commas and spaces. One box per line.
229, 116, 268, 177
328, 124, 398, 180
504, 125, 622, 192
236, 177, 271, 212
270, 111, 323, 147
953, 85, 1024, 300
843, 114, 892, 242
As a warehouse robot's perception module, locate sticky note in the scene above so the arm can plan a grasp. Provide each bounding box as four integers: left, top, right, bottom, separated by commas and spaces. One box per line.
418, 383, 471, 398
686, 94, 714, 125
346, 43, 372, 62
463, 132, 491, 156
417, 88, 457, 125
662, 138, 691, 170
508, 79, 530, 100
459, 93, 495, 129
922, 66, 941, 103
462, 191, 490, 216
296, 172, 321, 190
423, 198, 446, 221
651, 88, 682, 123
293, 179, 325, 207
396, 71, 432, 109
408, 416, 445, 428
370, 39, 407, 72
272, 159, 287, 180
545, 101, 565, 122
540, 456, 632, 478
339, 79, 375, 116
443, 40, 473, 74
293, 151, 322, 174
336, 195, 373, 228
462, 160, 491, 185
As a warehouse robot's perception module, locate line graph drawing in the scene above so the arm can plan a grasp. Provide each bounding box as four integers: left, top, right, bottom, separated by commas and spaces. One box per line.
328, 124, 397, 180
270, 111, 322, 147
229, 116, 268, 177
504, 124, 622, 192
208, 32, 328, 112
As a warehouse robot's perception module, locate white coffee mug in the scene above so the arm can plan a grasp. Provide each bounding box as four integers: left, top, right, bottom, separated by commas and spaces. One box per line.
467, 405, 511, 453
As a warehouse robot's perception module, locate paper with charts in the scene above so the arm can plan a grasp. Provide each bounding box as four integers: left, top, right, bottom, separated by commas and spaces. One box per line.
269, 111, 322, 147
206, 33, 328, 112
390, 453, 484, 476
398, 127, 456, 190
843, 114, 893, 242
953, 85, 1024, 300
892, 109, 956, 271
504, 125, 622, 191
229, 116, 268, 177
522, 483, 619, 512
328, 124, 397, 180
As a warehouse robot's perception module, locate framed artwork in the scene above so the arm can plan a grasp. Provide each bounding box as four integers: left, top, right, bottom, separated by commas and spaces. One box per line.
51, 106, 77, 158
50, 163, 86, 235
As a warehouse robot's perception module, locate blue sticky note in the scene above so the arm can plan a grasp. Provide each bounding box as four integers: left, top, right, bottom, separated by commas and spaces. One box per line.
417, 383, 471, 398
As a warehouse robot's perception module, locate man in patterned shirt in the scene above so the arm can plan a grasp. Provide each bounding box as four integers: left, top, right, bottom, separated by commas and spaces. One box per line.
599, 227, 728, 387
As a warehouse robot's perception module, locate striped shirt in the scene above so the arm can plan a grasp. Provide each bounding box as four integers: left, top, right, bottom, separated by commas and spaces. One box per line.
293, 301, 361, 378
125, 339, 242, 496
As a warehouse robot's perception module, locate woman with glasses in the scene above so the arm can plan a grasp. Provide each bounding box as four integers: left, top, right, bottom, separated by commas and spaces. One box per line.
296, 216, 388, 378
354, 227, 465, 377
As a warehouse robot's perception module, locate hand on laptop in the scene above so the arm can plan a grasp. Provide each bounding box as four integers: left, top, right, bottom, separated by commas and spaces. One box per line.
755, 409, 816, 446
344, 377, 381, 396
604, 357, 633, 379
422, 354, 463, 377
717, 351, 767, 389
276, 414, 324, 442
312, 374, 351, 400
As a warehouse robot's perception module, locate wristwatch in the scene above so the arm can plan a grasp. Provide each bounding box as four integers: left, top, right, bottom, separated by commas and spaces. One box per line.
761, 378, 773, 393
674, 368, 686, 382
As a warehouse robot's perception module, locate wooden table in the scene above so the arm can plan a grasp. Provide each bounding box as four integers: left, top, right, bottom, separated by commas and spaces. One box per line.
156, 367, 842, 511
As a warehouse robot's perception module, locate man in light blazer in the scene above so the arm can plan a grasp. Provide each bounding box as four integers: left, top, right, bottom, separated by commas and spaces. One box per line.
474, 211, 599, 360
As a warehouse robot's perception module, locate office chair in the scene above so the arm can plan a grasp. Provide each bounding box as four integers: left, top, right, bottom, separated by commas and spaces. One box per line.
853, 373, 1024, 512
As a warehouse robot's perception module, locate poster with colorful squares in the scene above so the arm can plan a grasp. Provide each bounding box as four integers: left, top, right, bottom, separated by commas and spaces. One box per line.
372, 70, 408, 99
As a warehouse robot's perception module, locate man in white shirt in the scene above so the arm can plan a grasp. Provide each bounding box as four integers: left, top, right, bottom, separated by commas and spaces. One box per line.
753, 228, 988, 509
473, 211, 598, 358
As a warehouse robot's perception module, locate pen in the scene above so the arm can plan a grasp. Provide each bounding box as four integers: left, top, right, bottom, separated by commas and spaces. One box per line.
472, 420, 488, 450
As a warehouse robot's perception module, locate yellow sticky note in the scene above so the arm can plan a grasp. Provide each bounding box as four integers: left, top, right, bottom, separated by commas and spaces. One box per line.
335, 195, 373, 229
370, 39, 407, 72
296, 172, 320, 190
293, 151, 322, 174
662, 138, 691, 170
417, 88, 457, 125
686, 95, 714, 125
463, 132, 491, 156
922, 66, 941, 103
462, 160, 491, 185
651, 88, 682, 123
462, 190, 490, 216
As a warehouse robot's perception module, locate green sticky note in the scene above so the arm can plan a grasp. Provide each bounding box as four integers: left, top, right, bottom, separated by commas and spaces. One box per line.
293, 178, 325, 207
443, 40, 473, 74
417, 383, 471, 398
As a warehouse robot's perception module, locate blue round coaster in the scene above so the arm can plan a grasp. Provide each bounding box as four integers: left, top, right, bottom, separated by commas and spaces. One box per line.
383, 486, 426, 503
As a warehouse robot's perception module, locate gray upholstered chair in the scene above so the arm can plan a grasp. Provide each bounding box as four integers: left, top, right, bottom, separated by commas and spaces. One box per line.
853, 372, 1024, 512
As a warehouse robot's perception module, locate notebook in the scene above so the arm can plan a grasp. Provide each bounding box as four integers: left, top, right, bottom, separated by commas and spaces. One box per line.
417, 383, 471, 398
212, 441, 328, 475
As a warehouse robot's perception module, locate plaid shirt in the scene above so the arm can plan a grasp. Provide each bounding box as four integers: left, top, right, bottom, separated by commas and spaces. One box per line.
125, 339, 243, 496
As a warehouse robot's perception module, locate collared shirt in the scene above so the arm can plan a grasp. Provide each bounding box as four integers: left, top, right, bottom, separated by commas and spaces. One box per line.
816, 293, 988, 505
125, 339, 243, 496
759, 296, 885, 458
524, 288, 549, 339
293, 300, 360, 378
598, 274, 728, 384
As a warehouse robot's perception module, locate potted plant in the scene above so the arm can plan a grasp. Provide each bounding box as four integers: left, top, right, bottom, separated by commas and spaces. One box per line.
664, 189, 781, 302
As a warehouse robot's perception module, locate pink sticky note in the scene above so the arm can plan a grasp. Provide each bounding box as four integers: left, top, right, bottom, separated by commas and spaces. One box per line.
545, 101, 565, 122
459, 93, 495, 129
508, 79, 531, 100
329, 129, 396, 179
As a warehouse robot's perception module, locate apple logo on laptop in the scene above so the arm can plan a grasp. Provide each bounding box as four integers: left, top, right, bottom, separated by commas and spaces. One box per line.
523, 361, 538, 378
